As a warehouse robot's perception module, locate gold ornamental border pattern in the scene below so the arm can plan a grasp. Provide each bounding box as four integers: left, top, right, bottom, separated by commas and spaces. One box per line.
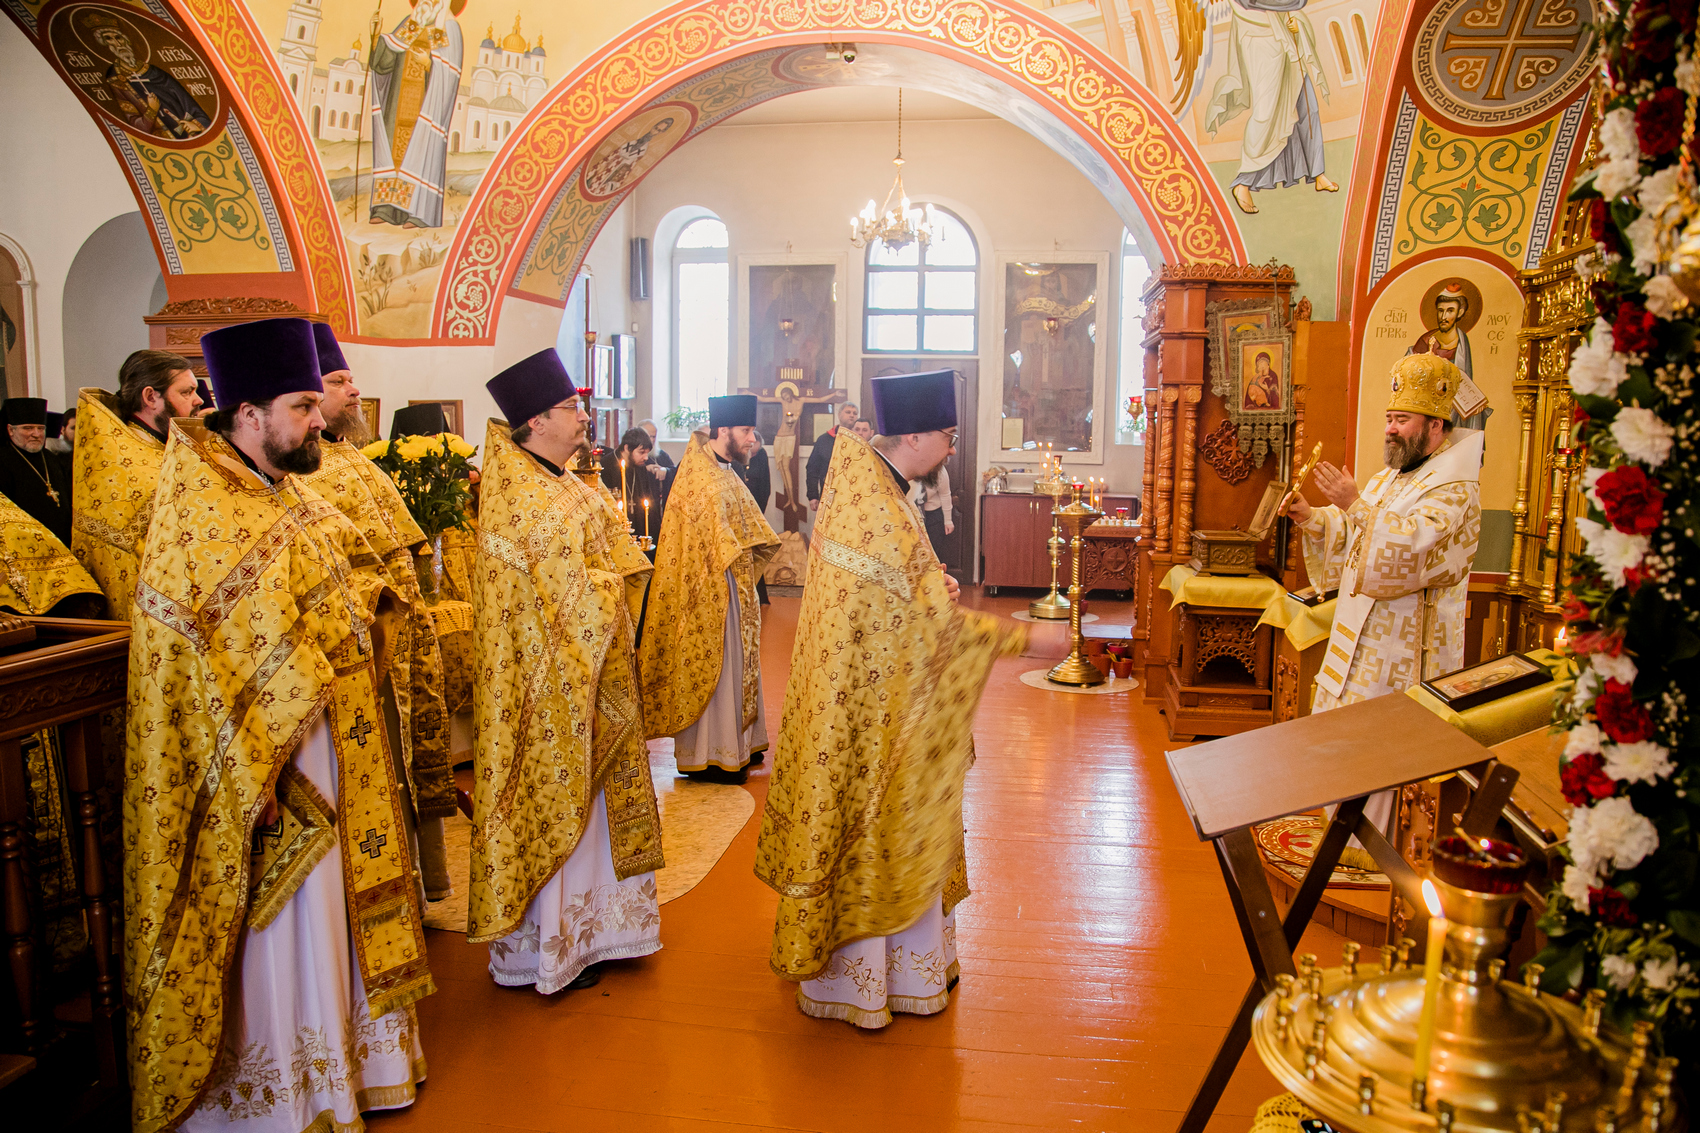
176, 0, 355, 334
434, 0, 1245, 340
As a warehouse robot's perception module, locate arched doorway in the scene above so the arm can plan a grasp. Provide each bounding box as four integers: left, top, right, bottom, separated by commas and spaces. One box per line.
435, 0, 1244, 341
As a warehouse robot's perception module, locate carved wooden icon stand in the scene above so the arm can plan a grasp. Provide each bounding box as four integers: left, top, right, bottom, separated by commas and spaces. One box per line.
1164, 694, 1517, 1133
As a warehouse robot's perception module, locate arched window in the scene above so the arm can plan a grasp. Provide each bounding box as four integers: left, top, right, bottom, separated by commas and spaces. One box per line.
1329, 21, 1356, 82
297, 24, 306, 39
311, 106, 321, 136
863, 206, 977, 354
473, 121, 481, 139
1117, 229, 1152, 442
451, 131, 460, 153
1352, 13, 1371, 72
289, 72, 298, 94
341, 111, 350, 128
672, 216, 730, 418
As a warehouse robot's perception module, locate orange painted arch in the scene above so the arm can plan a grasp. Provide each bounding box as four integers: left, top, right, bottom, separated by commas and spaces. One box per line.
434, 0, 1247, 341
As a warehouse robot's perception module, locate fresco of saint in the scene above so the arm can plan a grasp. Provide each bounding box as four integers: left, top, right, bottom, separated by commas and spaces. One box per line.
1407, 280, 1491, 431
82, 11, 211, 140
368, 0, 464, 228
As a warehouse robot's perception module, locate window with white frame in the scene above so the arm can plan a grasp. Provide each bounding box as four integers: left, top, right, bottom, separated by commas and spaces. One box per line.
672, 215, 730, 419
863, 207, 977, 354
1117, 230, 1151, 443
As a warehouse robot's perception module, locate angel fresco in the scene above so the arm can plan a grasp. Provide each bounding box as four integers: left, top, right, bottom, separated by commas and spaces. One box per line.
1170, 0, 1339, 215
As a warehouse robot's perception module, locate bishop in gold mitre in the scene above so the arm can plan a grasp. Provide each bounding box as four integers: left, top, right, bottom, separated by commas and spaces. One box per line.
125, 318, 433, 1133
470, 349, 663, 994
754, 370, 1023, 1029
1285, 353, 1483, 836
638, 393, 779, 783
72, 349, 203, 620
0, 486, 103, 616
299, 324, 457, 900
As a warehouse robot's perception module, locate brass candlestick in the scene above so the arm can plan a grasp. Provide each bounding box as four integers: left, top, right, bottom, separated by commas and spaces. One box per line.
1030, 473, 1072, 620
1046, 483, 1104, 686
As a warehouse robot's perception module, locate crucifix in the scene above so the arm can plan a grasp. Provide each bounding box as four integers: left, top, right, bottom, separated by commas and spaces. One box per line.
738, 369, 844, 585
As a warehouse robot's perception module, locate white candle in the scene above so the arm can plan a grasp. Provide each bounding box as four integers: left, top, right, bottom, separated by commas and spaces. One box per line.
1412, 879, 1447, 1091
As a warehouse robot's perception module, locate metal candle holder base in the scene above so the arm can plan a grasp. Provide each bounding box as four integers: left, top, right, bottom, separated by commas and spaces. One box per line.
1046, 484, 1104, 686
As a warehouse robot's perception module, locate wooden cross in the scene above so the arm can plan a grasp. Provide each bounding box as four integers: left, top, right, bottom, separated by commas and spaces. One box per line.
346, 709, 374, 748
737, 374, 845, 534
358, 827, 387, 859
1441, 0, 1583, 101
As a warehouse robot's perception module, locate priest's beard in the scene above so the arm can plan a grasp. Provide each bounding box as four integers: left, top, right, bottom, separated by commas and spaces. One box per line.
1383, 431, 1433, 473
324, 405, 372, 446
144, 407, 173, 436
918, 458, 947, 489
11, 436, 44, 454
265, 425, 322, 475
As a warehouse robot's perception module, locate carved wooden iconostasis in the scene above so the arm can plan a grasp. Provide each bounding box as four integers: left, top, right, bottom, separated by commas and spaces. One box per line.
1131, 264, 1355, 721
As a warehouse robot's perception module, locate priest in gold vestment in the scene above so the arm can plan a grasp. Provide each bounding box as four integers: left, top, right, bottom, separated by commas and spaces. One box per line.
1, 487, 103, 615
755, 370, 1023, 1029
1287, 353, 1483, 836
71, 349, 201, 620
470, 350, 663, 994
638, 394, 779, 783
125, 319, 432, 1133
299, 324, 456, 899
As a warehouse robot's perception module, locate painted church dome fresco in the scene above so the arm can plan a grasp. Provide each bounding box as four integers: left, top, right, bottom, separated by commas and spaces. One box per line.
1413, 0, 1598, 128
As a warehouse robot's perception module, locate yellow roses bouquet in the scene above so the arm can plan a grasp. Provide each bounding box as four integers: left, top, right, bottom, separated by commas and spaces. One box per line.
362, 431, 477, 537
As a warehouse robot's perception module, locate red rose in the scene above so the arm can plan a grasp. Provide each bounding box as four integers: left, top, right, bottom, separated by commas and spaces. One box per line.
1595, 465, 1666, 534
1561, 595, 1593, 623
1635, 87, 1688, 156
1589, 886, 1640, 927
1570, 628, 1625, 657
1588, 278, 1619, 320
1612, 303, 1659, 355
1561, 751, 1618, 807
1623, 563, 1658, 593
1595, 679, 1656, 743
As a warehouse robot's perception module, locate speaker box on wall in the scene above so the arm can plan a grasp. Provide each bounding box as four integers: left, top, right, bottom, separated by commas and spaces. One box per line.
630, 237, 651, 301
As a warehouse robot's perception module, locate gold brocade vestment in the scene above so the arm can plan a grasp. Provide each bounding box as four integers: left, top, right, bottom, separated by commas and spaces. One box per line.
71, 388, 164, 621
0, 487, 102, 614
754, 433, 1023, 981
638, 432, 779, 737
125, 422, 433, 1133
467, 423, 662, 943
1303, 430, 1483, 709
302, 437, 456, 818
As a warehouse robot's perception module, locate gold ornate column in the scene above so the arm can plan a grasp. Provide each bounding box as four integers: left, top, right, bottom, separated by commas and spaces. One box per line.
1154, 386, 1179, 554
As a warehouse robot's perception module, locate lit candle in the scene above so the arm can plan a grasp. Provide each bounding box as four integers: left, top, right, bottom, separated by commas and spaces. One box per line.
1412, 878, 1448, 1095
643, 497, 652, 539
1554, 625, 1569, 651
619, 459, 629, 517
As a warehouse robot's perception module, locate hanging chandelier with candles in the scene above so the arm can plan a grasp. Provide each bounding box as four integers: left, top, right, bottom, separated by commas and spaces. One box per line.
850, 88, 937, 252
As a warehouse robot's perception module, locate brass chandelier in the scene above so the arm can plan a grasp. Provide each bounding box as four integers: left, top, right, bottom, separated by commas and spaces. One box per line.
849, 88, 937, 252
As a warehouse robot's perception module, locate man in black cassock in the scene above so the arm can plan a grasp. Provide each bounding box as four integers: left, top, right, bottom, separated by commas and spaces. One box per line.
1, 398, 73, 543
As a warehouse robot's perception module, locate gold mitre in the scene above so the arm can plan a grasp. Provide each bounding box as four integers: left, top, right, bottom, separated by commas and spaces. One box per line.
1387, 353, 1460, 419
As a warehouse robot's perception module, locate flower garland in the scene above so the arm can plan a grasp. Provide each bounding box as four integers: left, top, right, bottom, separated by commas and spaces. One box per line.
1534, 0, 1700, 1058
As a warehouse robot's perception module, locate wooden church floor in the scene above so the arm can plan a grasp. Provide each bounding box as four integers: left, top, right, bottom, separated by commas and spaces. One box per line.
377, 589, 1347, 1133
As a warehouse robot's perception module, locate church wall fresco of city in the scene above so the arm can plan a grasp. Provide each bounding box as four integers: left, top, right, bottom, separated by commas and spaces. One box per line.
1, 0, 1603, 451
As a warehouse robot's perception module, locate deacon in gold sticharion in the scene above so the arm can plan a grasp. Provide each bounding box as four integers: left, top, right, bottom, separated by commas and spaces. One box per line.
638, 393, 779, 783
755, 369, 1023, 1029
1285, 353, 1483, 835
125, 318, 433, 1133
299, 324, 458, 899
470, 349, 664, 994
72, 349, 203, 620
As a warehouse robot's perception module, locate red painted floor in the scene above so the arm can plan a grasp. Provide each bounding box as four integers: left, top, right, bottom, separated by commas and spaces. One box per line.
375, 589, 1344, 1132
